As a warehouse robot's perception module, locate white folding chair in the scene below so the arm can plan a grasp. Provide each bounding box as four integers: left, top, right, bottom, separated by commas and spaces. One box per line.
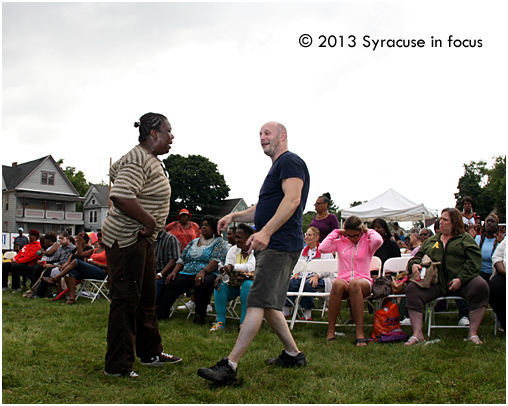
426, 296, 469, 337
76, 276, 110, 303
378, 256, 410, 309
288, 258, 338, 330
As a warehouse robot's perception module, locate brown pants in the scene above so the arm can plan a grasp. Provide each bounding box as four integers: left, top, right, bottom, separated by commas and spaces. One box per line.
104, 236, 163, 374
405, 275, 489, 314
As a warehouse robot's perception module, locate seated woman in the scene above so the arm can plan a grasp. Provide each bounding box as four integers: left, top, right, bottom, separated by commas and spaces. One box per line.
210, 224, 256, 331
64, 234, 108, 304
490, 238, 506, 331
156, 215, 228, 324
371, 218, 401, 267
474, 213, 504, 283
320, 216, 383, 346
283, 226, 334, 321
405, 208, 489, 345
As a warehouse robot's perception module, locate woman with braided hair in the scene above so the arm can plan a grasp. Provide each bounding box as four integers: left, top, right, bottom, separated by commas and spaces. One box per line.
475, 213, 504, 283
102, 112, 181, 378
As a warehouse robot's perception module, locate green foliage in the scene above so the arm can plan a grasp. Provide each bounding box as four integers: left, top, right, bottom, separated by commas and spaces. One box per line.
56, 158, 92, 197
455, 156, 506, 222
484, 156, 506, 222
350, 200, 365, 208
2, 293, 505, 404
163, 154, 230, 218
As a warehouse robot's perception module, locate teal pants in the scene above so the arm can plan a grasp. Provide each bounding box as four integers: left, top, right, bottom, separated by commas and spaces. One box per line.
213, 279, 253, 325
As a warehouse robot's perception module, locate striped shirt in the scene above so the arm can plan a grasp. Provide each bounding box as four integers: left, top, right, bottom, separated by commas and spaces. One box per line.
154, 231, 181, 272
102, 145, 171, 248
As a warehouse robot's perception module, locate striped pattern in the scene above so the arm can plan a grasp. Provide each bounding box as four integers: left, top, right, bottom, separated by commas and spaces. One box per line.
102, 145, 171, 248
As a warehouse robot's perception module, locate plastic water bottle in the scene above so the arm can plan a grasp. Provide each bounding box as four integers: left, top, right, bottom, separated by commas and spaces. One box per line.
420, 267, 427, 279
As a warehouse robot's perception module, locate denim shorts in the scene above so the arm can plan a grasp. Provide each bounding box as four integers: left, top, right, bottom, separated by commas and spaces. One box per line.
247, 249, 300, 310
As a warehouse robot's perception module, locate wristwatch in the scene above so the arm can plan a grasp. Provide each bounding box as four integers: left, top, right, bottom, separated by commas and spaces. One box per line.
157, 272, 163, 278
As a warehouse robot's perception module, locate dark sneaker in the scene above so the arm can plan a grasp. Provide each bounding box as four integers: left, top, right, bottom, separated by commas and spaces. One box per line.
104, 370, 139, 378
265, 350, 307, 367
197, 357, 237, 385
140, 352, 182, 366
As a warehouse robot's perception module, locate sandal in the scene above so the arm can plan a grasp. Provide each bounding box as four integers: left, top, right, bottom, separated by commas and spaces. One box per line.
404, 335, 424, 346
65, 299, 76, 305
355, 338, 368, 347
465, 335, 483, 345
327, 337, 337, 342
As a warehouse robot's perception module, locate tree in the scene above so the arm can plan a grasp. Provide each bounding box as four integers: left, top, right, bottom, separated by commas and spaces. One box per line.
484, 155, 506, 222
455, 156, 506, 222
57, 159, 91, 197
163, 154, 230, 219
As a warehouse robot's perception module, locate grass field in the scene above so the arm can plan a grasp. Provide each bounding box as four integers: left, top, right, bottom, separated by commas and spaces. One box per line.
2, 291, 506, 404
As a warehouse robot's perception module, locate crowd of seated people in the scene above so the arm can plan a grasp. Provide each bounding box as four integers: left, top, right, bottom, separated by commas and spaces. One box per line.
2, 200, 506, 349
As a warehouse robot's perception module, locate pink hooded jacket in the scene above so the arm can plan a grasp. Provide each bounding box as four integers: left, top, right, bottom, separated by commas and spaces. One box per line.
319, 228, 383, 285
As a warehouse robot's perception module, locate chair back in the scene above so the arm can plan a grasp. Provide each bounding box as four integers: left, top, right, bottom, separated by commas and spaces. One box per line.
292, 259, 307, 275
370, 256, 382, 278
383, 256, 410, 276
306, 258, 337, 275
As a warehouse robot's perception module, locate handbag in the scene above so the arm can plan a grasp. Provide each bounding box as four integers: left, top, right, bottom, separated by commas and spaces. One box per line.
409, 254, 440, 288
223, 267, 249, 287
391, 271, 408, 294
372, 276, 392, 299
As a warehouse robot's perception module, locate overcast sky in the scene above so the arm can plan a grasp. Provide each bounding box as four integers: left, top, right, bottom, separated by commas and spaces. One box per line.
2, 2, 506, 220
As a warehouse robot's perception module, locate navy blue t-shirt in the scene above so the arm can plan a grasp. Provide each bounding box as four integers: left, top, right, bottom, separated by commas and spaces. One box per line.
254, 151, 310, 252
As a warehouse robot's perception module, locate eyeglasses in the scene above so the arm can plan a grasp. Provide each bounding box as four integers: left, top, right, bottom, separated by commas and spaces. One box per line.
346, 233, 362, 240
419, 233, 429, 237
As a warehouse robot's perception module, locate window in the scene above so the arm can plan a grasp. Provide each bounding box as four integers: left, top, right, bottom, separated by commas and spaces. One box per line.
41, 171, 55, 185
89, 210, 98, 223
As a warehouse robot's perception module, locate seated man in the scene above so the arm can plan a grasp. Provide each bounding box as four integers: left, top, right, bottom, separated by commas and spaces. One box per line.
154, 230, 181, 301
2, 229, 41, 292
35, 231, 77, 298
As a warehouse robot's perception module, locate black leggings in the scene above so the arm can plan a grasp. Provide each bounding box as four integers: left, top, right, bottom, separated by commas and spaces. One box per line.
156, 273, 216, 320
489, 273, 505, 330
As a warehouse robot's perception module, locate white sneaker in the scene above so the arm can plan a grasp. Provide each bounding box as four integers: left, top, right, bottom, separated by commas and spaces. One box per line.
400, 317, 412, 326
177, 300, 195, 311
458, 316, 470, 326
207, 304, 213, 313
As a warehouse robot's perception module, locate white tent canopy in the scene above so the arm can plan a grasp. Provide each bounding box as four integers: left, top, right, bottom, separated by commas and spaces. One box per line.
341, 188, 436, 222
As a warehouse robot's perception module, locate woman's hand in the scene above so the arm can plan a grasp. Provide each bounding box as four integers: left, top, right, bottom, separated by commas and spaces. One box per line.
448, 278, 462, 291
214, 275, 222, 290
220, 264, 233, 274
411, 264, 422, 281
195, 269, 207, 286
291, 272, 300, 280
166, 271, 178, 284
309, 274, 320, 288
467, 225, 477, 238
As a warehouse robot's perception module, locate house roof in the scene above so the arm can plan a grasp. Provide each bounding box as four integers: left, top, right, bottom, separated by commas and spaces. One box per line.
214, 198, 244, 218
2, 155, 80, 196
85, 184, 110, 206
2, 156, 48, 190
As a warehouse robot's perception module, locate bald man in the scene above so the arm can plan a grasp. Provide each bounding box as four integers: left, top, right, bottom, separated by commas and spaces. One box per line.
198, 121, 310, 385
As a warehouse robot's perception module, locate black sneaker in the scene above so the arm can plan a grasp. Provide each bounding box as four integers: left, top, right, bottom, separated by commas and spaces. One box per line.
265, 350, 307, 367
140, 352, 182, 366
197, 357, 237, 385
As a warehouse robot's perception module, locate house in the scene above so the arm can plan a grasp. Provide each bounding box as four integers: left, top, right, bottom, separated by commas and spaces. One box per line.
83, 184, 110, 232
2, 156, 85, 236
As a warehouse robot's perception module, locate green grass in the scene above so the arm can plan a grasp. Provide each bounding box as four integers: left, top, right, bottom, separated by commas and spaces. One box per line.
2, 292, 506, 404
